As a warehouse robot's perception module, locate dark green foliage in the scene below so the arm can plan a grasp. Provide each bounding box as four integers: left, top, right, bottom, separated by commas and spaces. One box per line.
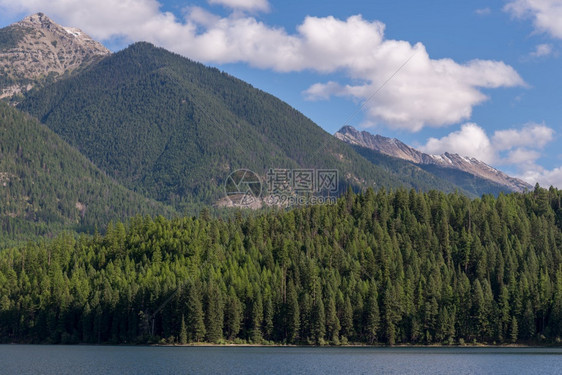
18, 42, 490, 211
224, 287, 242, 340
186, 280, 206, 342
205, 281, 224, 343
364, 282, 380, 344
1, 186, 562, 345
179, 315, 187, 344
286, 280, 300, 344
0, 102, 176, 246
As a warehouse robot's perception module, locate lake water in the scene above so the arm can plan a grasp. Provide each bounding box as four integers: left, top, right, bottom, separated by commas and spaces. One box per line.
1, 345, 561, 374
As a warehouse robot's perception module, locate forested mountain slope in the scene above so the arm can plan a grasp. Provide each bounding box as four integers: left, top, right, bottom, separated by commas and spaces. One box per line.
0, 102, 176, 247
19, 42, 484, 209
1, 186, 561, 345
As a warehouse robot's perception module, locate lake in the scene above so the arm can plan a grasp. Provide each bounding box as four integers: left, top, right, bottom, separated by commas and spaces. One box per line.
1, 345, 561, 374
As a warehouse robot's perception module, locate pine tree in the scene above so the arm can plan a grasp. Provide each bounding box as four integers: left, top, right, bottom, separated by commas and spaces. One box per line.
325, 293, 341, 345
263, 294, 274, 341
340, 295, 354, 340
286, 280, 300, 344
364, 282, 380, 344
383, 279, 397, 345
187, 282, 206, 342
522, 300, 536, 340
312, 296, 326, 345
179, 314, 187, 344
497, 286, 510, 342
224, 288, 242, 340
510, 316, 518, 344
205, 282, 224, 343
250, 293, 264, 343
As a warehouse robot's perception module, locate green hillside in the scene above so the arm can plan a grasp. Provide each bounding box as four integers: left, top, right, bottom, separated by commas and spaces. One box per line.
0, 102, 176, 247
19, 42, 474, 209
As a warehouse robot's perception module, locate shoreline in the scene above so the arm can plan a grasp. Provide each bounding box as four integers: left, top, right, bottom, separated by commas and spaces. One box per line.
151, 342, 557, 348
3, 341, 560, 348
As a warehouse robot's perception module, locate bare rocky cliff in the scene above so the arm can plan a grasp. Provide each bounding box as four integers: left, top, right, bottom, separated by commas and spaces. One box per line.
335, 125, 532, 193
0, 13, 110, 99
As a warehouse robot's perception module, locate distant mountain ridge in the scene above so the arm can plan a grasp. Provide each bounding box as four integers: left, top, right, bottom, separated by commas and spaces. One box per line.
335, 125, 531, 193
0, 13, 110, 100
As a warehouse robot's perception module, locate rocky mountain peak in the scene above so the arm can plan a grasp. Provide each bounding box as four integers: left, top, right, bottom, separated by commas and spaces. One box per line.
335, 125, 532, 193
0, 13, 110, 100
19, 13, 56, 28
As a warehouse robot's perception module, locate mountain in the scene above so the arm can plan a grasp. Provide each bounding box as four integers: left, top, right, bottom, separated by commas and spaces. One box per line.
0, 13, 110, 100
335, 125, 532, 194
14, 32, 522, 208
18, 41, 459, 209
0, 102, 176, 247
351, 146, 515, 198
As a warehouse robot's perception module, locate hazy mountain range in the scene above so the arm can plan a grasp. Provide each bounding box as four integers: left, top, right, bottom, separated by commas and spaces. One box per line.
335, 125, 531, 193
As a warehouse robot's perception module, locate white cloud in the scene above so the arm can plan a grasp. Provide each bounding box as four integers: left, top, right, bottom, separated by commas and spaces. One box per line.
420, 122, 554, 164
505, 148, 541, 164
419, 122, 560, 187
298, 36, 524, 132
475, 7, 492, 16
208, 0, 269, 12
0, 0, 525, 132
529, 43, 553, 58
305, 81, 345, 101
505, 0, 562, 39
520, 166, 562, 188
420, 123, 496, 163
492, 122, 554, 150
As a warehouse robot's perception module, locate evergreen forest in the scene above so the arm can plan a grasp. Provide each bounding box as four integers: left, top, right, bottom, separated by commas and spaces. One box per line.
1, 187, 561, 346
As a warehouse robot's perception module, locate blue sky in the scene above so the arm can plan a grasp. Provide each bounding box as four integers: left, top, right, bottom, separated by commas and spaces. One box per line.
1, 0, 561, 187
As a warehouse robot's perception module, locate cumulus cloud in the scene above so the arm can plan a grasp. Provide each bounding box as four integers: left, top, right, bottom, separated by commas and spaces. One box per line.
419, 122, 560, 187
505, 0, 562, 39
420, 122, 554, 162
0, 0, 525, 131
492, 123, 554, 150
303, 40, 524, 131
420, 123, 496, 163
208, 0, 269, 12
520, 167, 562, 188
